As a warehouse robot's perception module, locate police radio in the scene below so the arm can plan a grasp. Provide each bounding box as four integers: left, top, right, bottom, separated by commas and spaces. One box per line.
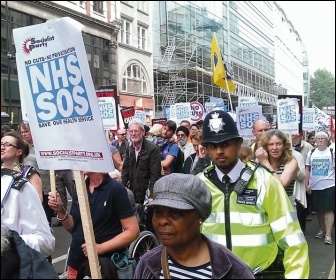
233, 164, 259, 195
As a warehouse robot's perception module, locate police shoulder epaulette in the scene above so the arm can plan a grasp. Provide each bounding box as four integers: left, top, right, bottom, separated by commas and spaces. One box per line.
203, 164, 215, 178
256, 162, 275, 174
204, 164, 215, 171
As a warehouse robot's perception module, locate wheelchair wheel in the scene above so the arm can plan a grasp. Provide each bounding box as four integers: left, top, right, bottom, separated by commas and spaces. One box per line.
128, 230, 160, 263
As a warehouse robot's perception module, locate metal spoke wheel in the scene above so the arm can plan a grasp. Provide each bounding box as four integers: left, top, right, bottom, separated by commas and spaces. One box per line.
128, 230, 160, 263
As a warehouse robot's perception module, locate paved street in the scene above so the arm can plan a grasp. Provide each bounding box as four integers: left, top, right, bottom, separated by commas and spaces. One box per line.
51, 206, 335, 278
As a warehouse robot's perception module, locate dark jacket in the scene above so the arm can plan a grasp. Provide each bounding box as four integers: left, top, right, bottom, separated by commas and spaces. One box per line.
192, 154, 212, 175
134, 235, 254, 279
1, 229, 58, 279
122, 138, 162, 202
184, 153, 197, 174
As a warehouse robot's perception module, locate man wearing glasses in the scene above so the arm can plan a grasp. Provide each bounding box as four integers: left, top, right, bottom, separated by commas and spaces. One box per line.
111, 128, 130, 161
121, 118, 161, 206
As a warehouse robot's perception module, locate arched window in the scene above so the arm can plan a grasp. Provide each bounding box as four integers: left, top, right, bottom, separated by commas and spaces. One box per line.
121, 64, 148, 95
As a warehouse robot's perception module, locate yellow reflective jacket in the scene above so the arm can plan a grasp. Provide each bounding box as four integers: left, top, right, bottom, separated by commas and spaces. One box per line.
198, 163, 309, 279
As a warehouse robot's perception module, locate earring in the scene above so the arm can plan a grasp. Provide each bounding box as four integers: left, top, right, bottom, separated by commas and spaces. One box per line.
199, 220, 203, 225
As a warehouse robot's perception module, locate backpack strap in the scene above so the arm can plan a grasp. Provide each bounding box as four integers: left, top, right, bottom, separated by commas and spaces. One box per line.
1, 175, 14, 206
1, 168, 29, 206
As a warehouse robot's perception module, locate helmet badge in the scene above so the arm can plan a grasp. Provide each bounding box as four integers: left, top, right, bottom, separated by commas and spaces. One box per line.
209, 112, 225, 133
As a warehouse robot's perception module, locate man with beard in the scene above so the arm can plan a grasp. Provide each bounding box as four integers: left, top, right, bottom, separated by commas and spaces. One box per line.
175, 125, 195, 161
197, 110, 309, 279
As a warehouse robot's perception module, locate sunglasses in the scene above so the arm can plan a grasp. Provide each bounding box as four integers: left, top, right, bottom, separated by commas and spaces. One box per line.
1, 142, 19, 148
118, 133, 126, 136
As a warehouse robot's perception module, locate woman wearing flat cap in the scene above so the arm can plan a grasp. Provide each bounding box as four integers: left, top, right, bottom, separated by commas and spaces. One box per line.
134, 173, 254, 279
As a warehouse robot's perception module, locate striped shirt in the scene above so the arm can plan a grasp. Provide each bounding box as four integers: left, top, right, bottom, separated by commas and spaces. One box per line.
160, 255, 212, 279
276, 164, 295, 196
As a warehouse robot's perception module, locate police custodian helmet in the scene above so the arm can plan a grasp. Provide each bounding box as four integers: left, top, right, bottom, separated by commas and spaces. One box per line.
202, 110, 243, 144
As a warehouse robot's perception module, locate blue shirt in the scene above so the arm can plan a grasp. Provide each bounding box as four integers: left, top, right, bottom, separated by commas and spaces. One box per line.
161, 142, 179, 173
67, 174, 134, 270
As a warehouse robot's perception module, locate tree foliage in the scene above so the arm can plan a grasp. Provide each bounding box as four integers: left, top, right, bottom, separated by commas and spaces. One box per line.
310, 69, 335, 109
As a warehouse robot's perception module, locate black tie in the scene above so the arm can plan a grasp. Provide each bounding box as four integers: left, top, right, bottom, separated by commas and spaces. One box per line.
223, 174, 230, 185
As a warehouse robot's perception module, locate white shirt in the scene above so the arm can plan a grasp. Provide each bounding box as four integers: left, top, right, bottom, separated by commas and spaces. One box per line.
1, 175, 55, 257
178, 142, 196, 161
306, 147, 335, 190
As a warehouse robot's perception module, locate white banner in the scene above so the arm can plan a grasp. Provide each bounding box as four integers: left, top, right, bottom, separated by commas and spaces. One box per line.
190, 101, 204, 122
13, 17, 113, 172
277, 98, 299, 134
313, 105, 331, 133
134, 110, 146, 124
175, 103, 191, 125
98, 97, 117, 129
204, 102, 216, 113
302, 108, 315, 131
238, 96, 258, 107
236, 106, 262, 140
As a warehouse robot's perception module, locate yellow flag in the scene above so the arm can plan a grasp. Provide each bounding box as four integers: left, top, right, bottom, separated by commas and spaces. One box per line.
211, 33, 236, 93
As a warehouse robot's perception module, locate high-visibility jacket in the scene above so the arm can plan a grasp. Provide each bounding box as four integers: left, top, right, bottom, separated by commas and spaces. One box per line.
198, 163, 309, 279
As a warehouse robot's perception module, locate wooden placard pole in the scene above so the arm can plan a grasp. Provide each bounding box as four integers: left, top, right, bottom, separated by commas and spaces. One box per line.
50, 170, 56, 194
73, 170, 101, 279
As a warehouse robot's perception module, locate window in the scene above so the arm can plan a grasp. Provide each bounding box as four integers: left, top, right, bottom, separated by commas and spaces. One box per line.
83, 33, 110, 88
93, 1, 104, 14
122, 64, 148, 95
137, 1, 146, 12
121, 19, 131, 45
137, 25, 147, 50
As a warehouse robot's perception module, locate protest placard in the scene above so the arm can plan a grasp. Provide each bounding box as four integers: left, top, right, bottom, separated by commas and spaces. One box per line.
302, 108, 315, 131
13, 17, 109, 278
190, 101, 204, 122
236, 106, 262, 140
276, 98, 299, 134
120, 106, 135, 129
152, 118, 167, 126
238, 96, 258, 107
13, 17, 113, 173
96, 89, 118, 131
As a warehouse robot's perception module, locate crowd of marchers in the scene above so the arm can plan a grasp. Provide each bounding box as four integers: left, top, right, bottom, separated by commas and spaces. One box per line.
1, 111, 335, 279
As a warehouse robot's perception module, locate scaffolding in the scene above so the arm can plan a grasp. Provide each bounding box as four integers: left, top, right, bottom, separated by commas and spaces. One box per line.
153, 35, 279, 117
152, 2, 285, 118
154, 35, 223, 116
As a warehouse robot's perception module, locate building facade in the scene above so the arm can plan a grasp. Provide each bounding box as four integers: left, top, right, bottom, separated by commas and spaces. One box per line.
1, 1, 308, 127
152, 1, 307, 118
1, 1, 154, 127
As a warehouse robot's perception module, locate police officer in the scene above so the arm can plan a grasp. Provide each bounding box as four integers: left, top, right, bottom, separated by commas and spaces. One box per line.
198, 110, 309, 279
